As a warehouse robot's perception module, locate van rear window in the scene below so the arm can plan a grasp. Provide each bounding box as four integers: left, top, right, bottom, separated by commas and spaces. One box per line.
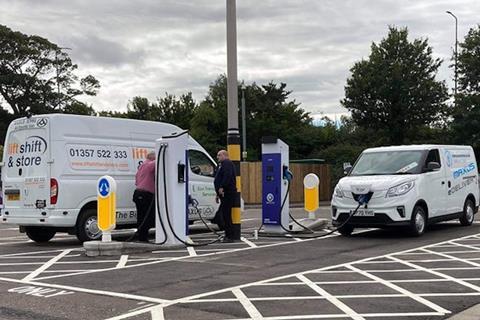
4, 129, 48, 177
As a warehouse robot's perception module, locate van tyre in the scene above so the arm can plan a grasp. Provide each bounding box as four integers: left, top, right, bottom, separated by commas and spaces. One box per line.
338, 224, 354, 236
460, 199, 475, 226
76, 208, 102, 242
410, 206, 427, 236
25, 227, 56, 243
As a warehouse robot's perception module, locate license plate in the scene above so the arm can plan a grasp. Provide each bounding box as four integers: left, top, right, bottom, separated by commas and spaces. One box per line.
352, 209, 374, 217
7, 194, 20, 201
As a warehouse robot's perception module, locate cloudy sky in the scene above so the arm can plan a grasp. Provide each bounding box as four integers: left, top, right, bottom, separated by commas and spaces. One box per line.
1, 0, 479, 117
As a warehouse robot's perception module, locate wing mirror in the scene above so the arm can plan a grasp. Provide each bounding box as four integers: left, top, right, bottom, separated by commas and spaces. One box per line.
343, 162, 353, 175
426, 162, 441, 172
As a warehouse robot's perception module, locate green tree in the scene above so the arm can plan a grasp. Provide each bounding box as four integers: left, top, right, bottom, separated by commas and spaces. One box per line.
451, 25, 480, 153
63, 101, 96, 116
191, 75, 314, 159
0, 25, 100, 116
342, 27, 448, 144
156, 92, 197, 129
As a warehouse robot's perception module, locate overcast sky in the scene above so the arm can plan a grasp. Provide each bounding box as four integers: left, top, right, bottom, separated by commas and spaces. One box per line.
1, 0, 479, 117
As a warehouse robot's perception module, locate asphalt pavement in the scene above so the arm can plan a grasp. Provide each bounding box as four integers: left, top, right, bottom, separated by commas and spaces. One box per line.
1, 206, 480, 320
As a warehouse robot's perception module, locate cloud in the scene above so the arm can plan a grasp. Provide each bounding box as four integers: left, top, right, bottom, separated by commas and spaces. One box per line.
0, 0, 478, 115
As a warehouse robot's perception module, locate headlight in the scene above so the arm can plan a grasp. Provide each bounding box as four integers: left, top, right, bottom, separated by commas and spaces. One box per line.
334, 187, 345, 198
386, 181, 415, 197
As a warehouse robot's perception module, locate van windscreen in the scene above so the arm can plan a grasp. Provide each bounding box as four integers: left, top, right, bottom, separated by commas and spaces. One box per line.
350, 150, 424, 176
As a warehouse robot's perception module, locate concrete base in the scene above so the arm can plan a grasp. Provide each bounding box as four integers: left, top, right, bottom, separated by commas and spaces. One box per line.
83, 240, 185, 257
447, 303, 480, 320
289, 218, 328, 233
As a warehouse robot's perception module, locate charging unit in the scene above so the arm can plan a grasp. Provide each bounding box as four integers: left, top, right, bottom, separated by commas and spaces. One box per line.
261, 137, 290, 234
155, 131, 189, 246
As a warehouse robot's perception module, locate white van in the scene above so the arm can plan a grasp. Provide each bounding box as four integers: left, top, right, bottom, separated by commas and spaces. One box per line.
331, 145, 479, 236
0, 114, 219, 242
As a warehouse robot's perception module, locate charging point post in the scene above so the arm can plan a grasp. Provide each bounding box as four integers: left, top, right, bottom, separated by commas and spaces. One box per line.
155, 132, 189, 246
304, 173, 320, 219
261, 137, 289, 234
97, 175, 117, 242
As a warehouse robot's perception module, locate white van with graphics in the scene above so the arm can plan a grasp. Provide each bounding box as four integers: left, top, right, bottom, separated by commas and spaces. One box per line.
331, 145, 479, 236
0, 114, 219, 242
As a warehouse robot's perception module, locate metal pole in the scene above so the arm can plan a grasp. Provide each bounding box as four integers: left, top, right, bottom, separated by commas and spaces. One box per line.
226, 0, 241, 240
241, 84, 247, 161
446, 11, 458, 104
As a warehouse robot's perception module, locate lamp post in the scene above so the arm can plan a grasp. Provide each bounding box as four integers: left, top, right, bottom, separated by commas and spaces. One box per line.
241, 82, 247, 161
446, 11, 458, 104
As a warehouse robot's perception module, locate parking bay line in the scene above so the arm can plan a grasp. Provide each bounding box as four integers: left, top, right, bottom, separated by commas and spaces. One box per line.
23, 249, 73, 282
107, 233, 480, 320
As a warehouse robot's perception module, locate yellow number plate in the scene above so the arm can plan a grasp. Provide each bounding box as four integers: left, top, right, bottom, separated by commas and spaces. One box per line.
7, 194, 20, 201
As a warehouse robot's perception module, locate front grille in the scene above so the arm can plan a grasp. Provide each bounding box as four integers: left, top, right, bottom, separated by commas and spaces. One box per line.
352, 192, 374, 204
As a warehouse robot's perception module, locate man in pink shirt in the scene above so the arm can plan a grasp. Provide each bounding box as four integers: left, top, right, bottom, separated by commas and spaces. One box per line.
133, 151, 156, 242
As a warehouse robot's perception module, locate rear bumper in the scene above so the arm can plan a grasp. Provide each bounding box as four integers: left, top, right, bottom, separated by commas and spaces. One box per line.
0, 208, 78, 227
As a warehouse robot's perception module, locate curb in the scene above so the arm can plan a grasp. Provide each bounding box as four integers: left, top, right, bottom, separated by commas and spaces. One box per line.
83, 241, 185, 256
447, 303, 480, 320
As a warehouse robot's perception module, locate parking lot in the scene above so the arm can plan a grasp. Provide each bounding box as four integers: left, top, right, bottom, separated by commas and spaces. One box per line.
1, 207, 480, 320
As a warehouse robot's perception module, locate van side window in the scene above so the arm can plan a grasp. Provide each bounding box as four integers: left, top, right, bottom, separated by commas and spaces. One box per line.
425, 149, 441, 167
188, 150, 216, 177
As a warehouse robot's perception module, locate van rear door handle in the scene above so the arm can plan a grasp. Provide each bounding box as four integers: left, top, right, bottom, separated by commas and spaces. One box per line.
448, 181, 451, 188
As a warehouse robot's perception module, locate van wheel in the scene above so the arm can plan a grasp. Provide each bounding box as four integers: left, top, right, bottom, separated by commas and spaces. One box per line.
25, 227, 56, 243
460, 199, 475, 226
338, 224, 354, 236
409, 206, 427, 236
76, 209, 102, 242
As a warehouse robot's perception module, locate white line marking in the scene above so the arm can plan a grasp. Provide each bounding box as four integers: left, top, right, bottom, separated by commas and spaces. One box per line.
347, 265, 450, 315
150, 305, 165, 320
0, 276, 169, 304
297, 274, 365, 320
232, 288, 264, 319
388, 255, 480, 293
241, 237, 257, 248
187, 247, 197, 257
22, 249, 72, 281
116, 255, 129, 268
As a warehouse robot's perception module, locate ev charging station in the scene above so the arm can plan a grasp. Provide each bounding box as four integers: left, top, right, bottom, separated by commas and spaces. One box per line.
261, 137, 290, 234
155, 131, 189, 246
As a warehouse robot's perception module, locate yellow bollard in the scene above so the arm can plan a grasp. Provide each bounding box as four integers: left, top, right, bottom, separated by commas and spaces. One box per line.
97, 175, 117, 242
304, 173, 320, 219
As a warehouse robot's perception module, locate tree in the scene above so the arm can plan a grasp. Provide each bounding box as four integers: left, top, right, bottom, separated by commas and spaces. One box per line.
63, 101, 96, 116
156, 92, 197, 129
451, 25, 480, 153
342, 27, 448, 144
191, 75, 314, 159
0, 25, 100, 116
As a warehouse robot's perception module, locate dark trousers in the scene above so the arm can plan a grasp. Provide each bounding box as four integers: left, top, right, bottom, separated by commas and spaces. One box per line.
219, 193, 234, 239
133, 190, 155, 241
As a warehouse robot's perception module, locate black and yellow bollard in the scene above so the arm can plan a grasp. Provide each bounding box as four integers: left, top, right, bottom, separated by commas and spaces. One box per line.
227, 132, 241, 240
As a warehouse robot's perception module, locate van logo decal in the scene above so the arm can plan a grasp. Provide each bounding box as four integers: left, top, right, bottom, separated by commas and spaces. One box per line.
7, 136, 47, 168
36, 118, 48, 128
445, 151, 453, 167
453, 163, 476, 179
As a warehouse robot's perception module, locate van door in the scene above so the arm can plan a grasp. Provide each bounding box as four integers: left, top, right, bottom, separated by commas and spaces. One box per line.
187, 149, 218, 221
3, 118, 50, 212
445, 148, 477, 214
423, 148, 447, 217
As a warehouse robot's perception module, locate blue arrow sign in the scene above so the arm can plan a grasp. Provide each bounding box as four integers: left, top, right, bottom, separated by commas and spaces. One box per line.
98, 178, 110, 197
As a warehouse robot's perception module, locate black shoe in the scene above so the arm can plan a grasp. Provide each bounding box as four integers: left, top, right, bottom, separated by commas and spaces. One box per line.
222, 237, 234, 243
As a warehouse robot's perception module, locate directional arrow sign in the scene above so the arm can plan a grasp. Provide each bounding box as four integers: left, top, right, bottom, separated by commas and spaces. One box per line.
97, 175, 117, 235
98, 178, 110, 197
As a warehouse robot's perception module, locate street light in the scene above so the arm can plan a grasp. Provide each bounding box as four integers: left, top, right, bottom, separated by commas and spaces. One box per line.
241, 82, 247, 161
446, 11, 458, 104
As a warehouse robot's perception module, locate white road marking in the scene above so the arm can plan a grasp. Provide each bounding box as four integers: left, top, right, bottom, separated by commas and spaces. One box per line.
187, 247, 197, 256
232, 288, 264, 319
241, 237, 257, 248
22, 249, 72, 282
0, 276, 170, 304
347, 265, 450, 315
116, 255, 129, 268
297, 274, 365, 320
150, 305, 165, 320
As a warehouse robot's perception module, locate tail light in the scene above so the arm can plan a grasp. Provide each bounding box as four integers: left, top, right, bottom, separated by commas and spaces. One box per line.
50, 178, 58, 205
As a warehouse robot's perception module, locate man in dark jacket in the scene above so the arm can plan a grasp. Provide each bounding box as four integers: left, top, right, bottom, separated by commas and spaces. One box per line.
214, 150, 237, 242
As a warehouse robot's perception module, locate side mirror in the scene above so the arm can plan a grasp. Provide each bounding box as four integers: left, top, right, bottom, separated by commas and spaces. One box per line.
426, 162, 441, 172
343, 164, 353, 175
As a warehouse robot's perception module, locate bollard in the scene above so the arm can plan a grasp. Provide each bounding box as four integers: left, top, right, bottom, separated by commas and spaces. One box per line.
304, 173, 320, 219
97, 175, 117, 242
